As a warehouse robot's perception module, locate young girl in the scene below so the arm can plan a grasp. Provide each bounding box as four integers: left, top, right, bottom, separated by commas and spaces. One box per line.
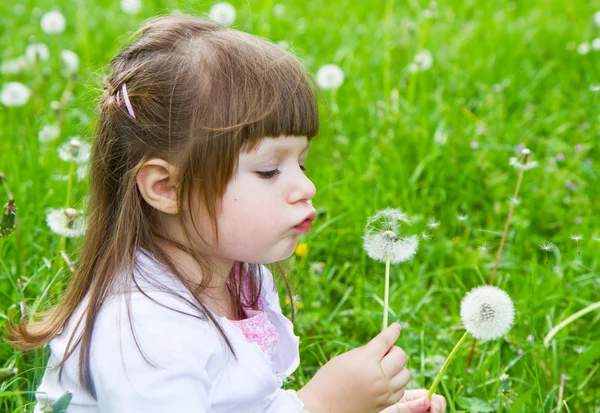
8, 15, 445, 413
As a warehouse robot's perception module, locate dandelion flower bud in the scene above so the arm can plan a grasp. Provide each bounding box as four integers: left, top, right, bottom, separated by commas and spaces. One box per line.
460, 285, 515, 341
1, 199, 17, 239
0, 367, 18, 383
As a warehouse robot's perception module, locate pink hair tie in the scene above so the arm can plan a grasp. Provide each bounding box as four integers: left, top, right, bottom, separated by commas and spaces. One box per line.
121, 83, 136, 119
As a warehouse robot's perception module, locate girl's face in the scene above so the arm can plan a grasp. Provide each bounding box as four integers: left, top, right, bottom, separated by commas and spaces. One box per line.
207, 135, 316, 264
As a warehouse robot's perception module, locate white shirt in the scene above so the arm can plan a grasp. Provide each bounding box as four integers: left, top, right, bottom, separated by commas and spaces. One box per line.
33, 251, 309, 413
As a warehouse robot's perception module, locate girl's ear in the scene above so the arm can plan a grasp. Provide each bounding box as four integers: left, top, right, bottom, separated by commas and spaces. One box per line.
136, 158, 179, 215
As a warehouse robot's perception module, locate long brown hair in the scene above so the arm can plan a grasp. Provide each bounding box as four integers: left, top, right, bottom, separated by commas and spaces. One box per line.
7, 14, 320, 398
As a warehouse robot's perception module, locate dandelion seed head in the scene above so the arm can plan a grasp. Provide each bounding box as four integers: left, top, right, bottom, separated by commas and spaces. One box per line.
60, 50, 80, 73
479, 243, 490, 254
40, 10, 66, 34
413, 49, 433, 71
1, 82, 32, 107
316, 64, 344, 90
427, 219, 440, 229
39, 124, 61, 143
521, 148, 531, 156
1, 57, 28, 74
46, 207, 87, 238
509, 157, 538, 170
457, 214, 468, 222
421, 231, 432, 241
595, 10, 600, 26
209, 2, 236, 26
25, 43, 50, 62
363, 233, 418, 263
460, 285, 515, 341
365, 208, 411, 234
58, 138, 91, 163
577, 42, 591, 55
539, 242, 554, 251
569, 234, 583, 242
121, 0, 142, 14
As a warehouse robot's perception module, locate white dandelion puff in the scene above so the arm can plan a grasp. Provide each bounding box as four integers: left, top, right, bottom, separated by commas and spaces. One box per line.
40, 10, 66, 34
209, 2, 236, 26
58, 138, 91, 163
1, 56, 28, 74
421, 231, 432, 241
413, 49, 433, 71
406, 62, 419, 73
540, 242, 554, 251
273, 4, 285, 17
60, 50, 80, 73
509, 157, 538, 170
363, 208, 418, 263
509, 196, 521, 204
594, 11, 600, 27
592, 38, 600, 51
1, 82, 32, 107
457, 214, 468, 222
46, 208, 87, 238
577, 42, 591, 55
365, 207, 411, 233
316, 64, 344, 90
39, 124, 61, 143
460, 285, 515, 341
363, 232, 419, 264
25, 43, 50, 62
121, 0, 142, 14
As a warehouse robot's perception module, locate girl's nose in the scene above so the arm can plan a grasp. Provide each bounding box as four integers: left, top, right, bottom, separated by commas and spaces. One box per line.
286, 168, 316, 204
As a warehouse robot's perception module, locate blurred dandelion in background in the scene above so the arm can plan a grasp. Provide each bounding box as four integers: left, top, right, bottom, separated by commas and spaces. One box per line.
46, 208, 87, 238
39, 124, 61, 143
569, 234, 583, 256
60, 50, 80, 74
209, 2, 236, 26
121, 0, 142, 15
58, 138, 91, 163
408, 49, 433, 73
25, 43, 50, 62
315, 64, 344, 90
1, 82, 31, 107
40, 10, 66, 34
539, 242, 554, 264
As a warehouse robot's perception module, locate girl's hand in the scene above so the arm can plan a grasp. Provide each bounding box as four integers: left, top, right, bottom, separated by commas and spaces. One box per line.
379, 389, 447, 413
297, 323, 411, 413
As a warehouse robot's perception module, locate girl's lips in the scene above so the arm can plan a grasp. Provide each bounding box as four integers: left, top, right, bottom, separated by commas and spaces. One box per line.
293, 219, 313, 233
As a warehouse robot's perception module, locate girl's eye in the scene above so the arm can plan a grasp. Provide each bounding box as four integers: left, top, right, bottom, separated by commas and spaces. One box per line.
257, 169, 281, 179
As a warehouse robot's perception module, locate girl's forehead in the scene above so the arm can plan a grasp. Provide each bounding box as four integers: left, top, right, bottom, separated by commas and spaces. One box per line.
247, 136, 310, 156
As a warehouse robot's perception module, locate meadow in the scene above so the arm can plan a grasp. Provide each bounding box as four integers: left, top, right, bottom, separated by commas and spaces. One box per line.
1, 0, 599, 411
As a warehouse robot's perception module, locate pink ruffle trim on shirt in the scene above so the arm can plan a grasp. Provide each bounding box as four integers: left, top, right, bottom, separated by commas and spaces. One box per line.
230, 309, 279, 359
229, 264, 279, 360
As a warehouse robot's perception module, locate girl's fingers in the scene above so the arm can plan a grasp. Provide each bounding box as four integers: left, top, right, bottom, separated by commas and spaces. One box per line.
379, 396, 431, 413
379, 345, 408, 379
400, 389, 429, 402
385, 368, 411, 395
430, 394, 446, 413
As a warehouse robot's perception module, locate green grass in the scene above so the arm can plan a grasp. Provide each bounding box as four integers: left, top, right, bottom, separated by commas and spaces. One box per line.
1, 0, 600, 412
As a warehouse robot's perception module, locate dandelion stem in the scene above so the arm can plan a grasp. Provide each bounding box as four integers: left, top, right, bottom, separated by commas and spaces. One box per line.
50, 162, 76, 277
383, 257, 391, 330
543, 301, 600, 347
488, 167, 524, 285
428, 331, 470, 399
